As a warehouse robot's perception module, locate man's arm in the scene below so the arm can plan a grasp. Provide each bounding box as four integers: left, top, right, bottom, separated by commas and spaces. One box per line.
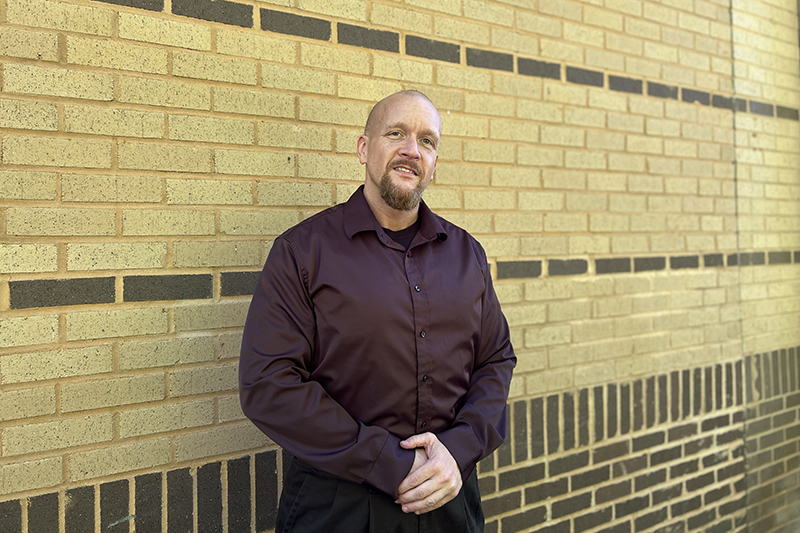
239, 237, 415, 496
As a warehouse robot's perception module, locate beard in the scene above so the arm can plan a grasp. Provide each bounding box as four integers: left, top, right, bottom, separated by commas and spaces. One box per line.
379, 159, 426, 211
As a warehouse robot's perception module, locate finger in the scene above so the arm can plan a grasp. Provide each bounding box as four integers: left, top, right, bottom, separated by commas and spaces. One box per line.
397, 462, 434, 495
401, 486, 456, 514
400, 432, 434, 449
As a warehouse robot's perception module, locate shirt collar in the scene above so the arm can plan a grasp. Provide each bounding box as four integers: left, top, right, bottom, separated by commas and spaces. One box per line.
344, 185, 448, 243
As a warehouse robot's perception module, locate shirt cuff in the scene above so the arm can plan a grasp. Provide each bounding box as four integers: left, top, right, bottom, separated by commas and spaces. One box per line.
436, 425, 482, 481
363, 433, 416, 497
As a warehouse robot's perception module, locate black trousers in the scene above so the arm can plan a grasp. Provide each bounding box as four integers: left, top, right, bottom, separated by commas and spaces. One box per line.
276, 456, 484, 533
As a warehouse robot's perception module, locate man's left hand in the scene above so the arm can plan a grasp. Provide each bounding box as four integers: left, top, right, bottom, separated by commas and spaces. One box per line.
395, 432, 462, 514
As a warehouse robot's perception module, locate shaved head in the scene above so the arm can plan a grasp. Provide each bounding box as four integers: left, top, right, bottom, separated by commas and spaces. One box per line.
364, 90, 442, 137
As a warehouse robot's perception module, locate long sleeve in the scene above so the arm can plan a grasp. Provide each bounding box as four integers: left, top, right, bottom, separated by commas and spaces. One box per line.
436, 251, 516, 481
239, 237, 415, 496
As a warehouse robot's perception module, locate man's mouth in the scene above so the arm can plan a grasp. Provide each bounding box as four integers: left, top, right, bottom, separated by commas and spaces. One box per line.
389, 160, 422, 177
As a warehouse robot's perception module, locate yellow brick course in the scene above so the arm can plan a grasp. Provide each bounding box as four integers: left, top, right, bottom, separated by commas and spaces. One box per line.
174, 241, 263, 268
67, 242, 166, 271
262, 64, 335, 94
7, 0, 112, 35
69, 438, 171, 482
3, 414, 113, 456
0, 170, 56, 200
66, 307, 169, 341
301, 43, 369, 75
217, 28, 295, 62
7, 207, 115, 236
62, 373, 165, 412
123, 209, 215, 236
120, 336, 215, 369
119, 76, 211, 110
220, 210, 300, 236
64, 105, 163, 138
3, 135, 112, 169
215, 149, 295, 177
1, 346, 112, 384
169, 364, 239, 397
0, 457, 63, 496
175, 424, 267, 462
214, 87, 295, 118
174, 301, 250, 332
0, 98, 58, 131
298, 0, 366, 21
118, 12, 210, 50
173, 50, 257, 85
0, 386, 55, 421
62, 174, 162, 203
0, 243, 58, 273
170, 115, 254, 145
4, 64, 114, 101
120, 399, 214, 438
0, 25, 58, 61
67, 35, 167, 74
370, 4, 431, 33
258, 182, 333, 206
119, 142, 211, 173
166, 178, 252, 205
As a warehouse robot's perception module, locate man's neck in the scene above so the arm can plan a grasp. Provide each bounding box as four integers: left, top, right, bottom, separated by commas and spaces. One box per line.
363, 186, 420, 231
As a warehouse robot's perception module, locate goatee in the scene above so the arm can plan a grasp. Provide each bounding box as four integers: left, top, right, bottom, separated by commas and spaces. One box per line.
379, 160, 425, 211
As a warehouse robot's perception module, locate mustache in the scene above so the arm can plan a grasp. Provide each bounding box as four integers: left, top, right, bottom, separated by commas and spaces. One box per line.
386, 159, 422, 176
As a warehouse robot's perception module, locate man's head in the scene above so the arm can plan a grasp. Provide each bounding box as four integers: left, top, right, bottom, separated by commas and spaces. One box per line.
357, 91, 441, 213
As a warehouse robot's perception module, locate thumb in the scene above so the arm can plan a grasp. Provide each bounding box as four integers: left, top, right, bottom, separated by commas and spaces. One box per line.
400, 432, 432, 449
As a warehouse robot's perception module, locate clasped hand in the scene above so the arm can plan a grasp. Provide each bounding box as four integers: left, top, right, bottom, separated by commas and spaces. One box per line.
395, 432, 463, 515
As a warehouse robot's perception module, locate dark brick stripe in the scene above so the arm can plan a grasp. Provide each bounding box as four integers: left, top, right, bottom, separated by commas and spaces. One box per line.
466, 48, 513, 72
338, 24, 399, 53
749, 100, 774, 116
777, 106, 800, 120
167, 469, 193, 533
260, 9, 331, 41
66, 487, 94, 533
609, 75, 642, 94
28, 493, 58, 533
548, 259, 587, 276
682, 88, 710, 106
0, 501, 21, 533
172, 0, 252, 28
596, 257, 631, 274
256, 451, 279, 531
670, 255, 699, 269
10, 277, 114, 309
648, 82, 679, 99
405, 35, 460, 63
518, 57, 560, 79
634, 256, 665, 272
566, 66, 603, 87
123, 274, 212, 302
135, 473, 162, 533
92, 0, 163, 10
496, 260, 541, 279
221, 271, 261, 296
198, 463, 223, 533
100, 480, 129, 533
228, 457, 251, 533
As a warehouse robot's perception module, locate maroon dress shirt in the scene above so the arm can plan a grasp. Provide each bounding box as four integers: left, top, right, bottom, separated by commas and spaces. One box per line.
239, 186, 516, 497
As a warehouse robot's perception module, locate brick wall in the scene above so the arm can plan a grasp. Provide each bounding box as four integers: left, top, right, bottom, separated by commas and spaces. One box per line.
0, 0, 798, 532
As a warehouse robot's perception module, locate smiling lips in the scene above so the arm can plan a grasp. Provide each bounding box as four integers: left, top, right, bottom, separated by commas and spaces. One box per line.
388, 159, 422, 178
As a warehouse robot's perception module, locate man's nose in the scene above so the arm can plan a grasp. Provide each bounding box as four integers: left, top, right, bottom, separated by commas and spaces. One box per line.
398, 137, 421, 158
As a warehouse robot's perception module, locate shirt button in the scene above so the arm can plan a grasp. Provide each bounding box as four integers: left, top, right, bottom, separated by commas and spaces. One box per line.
406, 252, 411, 258
420, 331, 426, 338
421, 422, 427, 428
422, 375, 428, 382
414, 285, 421, 292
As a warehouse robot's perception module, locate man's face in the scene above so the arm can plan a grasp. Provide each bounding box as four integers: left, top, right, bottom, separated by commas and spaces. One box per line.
357, 94, 440, 212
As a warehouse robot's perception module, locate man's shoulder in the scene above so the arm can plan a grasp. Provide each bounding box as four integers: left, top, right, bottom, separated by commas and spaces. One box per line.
279, 201, 347, 243
428, 210, 487, 264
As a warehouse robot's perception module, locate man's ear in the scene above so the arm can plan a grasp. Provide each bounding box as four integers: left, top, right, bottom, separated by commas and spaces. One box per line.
356, 134, 368, 164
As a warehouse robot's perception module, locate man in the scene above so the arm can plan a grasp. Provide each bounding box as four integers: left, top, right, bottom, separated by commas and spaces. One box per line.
239, 90, 515, 532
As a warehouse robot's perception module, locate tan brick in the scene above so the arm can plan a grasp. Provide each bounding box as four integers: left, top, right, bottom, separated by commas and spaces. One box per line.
119, 142, 211, 173
0, 386, 55, 421
170, 364, 239, 397
372, 56, 433, 84
62, 174, 161, 203
218, 394, 247, 422
564, 22, 604, 47
436, 65, 492, 92
119, 11, 210, 50
64, 105, 163, 138
463, 142, 515, 164
69, 438, 170, 482
611, 235, 649, 253
0, 243, 57, 273
1, 346, 112, 384
370, 3, 430, 33
0, 98, 57, 131
173, 50, 257, 85
463, 190, 515, 210
62, 374, 164, 412
66, 307, 169, 341
119, 76, 211, 110
338, 75, 403, 103
435, 16, 490, 45
170, 115, 254, 145
517, 12, 562, 37
518, 191, 564, 211
524, 325, 572, 348
625, 17, 661, 39
216, 27, 295, 63
434, 164, 489, 186
3, 64, 114, 101
491, 28, 539, 54
3, 414, 112, 456
215, 149, 295, 177
7, 207, 115, 236
607, 33, 643, 55
495, 213, 543, 233
298, 154, 363, 180
120, 399, 214, 438
218, 332, 244, 360
464, 93, 515, 118
67, 35, 167, 74
214, 87, 294, 119
518, 146, 564, 167
492, 167, 540, 188
122, 209, 214, 236
3, 135, 112, 169
175, 424, 267, 462
67, 242, 166, 271
475, 235, 520, 257
565, 108, 606, 129
517, 101, 563, 124
0, 457, 62, 496
540, 38, 584, 63
258, 182, 333, 206
259, 122, 332, 151
0, 315, 58, 349
174, 301, 250, 332
262, 63, 335, 94
166, 178, 251, 205
541, 125, 585, 147
120, 336, 215, 370
464, 0, 513, 25
174, 241, 262, 268
299, 97, 370, 127
0, 170, 56, 200
220, 210, 300, 236
627, 135, 663, 154
423, 187, 460, 210
0, 26, 58, 61
298, 0, 365, 20
301, 43, 369, 74
7, 0, 112, 35
441, 115, 489, 139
